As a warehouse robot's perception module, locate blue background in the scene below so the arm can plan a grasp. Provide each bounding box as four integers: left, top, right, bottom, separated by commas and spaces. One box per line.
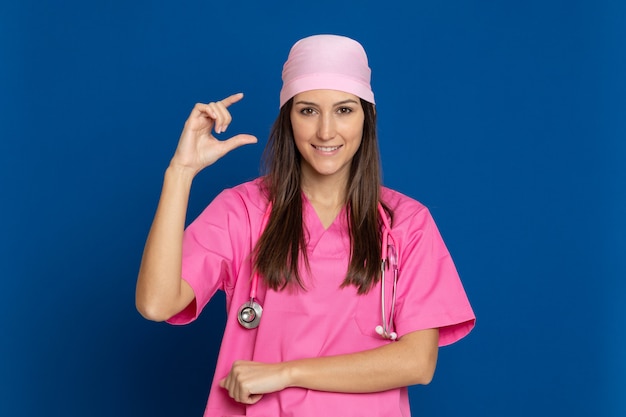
1, 1, 624, 416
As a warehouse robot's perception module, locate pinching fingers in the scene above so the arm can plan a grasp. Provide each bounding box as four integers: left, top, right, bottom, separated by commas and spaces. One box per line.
213, 93, 244, 133
206, 101, 232, 134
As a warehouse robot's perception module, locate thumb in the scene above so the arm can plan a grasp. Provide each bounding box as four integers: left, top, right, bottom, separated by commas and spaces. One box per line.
221, 133, 258, 153
246, 393, 264, 404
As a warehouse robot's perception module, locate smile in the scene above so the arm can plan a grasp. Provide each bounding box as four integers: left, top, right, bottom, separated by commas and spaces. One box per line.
313, 145, 342, 152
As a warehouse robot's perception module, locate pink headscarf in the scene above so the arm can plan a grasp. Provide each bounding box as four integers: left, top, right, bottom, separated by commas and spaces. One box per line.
279, 34, 375, 108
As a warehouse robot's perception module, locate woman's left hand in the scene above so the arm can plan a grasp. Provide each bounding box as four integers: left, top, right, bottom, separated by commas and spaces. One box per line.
219, 360, 290, 405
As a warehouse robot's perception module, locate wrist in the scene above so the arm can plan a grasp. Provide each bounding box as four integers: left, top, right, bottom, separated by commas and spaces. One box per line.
165, 162, 197, 182
281, 360, 302, 389
164, 164, 196, 186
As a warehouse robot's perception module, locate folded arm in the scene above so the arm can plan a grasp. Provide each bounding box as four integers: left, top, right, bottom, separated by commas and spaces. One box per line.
219, 328, 439, 404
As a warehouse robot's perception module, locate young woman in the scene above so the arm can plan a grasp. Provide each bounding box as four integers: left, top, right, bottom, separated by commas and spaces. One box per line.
136, 34, 475, 417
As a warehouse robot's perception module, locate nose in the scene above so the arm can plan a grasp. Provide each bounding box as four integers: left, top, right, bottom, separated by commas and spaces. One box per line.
317, 113, 336, 141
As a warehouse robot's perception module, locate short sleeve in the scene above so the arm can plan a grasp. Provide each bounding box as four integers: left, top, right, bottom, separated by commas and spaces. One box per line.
392, 204, 475, 346
167, 188, 253, 325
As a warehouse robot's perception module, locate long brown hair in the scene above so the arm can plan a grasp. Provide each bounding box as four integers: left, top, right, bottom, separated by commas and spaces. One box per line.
254, 98, 391, 294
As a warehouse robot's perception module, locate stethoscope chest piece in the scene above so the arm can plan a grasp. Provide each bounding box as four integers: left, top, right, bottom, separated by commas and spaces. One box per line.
237, 299, 263, 329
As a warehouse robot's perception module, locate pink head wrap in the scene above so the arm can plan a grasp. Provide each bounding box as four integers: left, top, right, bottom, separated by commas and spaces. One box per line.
279, 34, 375, 108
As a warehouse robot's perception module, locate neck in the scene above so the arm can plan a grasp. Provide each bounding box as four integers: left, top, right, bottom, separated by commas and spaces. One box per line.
300, 171, 348, 229
300, 174, 347, 208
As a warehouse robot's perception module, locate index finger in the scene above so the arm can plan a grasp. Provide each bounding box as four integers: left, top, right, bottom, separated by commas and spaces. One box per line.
220, 92, 245, 108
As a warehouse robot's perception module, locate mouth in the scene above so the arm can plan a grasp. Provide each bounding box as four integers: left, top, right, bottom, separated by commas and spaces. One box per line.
312, 145, 342, 152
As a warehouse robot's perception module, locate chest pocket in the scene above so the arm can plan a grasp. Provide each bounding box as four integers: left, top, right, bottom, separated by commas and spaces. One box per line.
354, 267, 397, 339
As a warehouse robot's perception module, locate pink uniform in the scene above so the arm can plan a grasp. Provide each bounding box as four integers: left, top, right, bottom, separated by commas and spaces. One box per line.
168, 179, 475, 417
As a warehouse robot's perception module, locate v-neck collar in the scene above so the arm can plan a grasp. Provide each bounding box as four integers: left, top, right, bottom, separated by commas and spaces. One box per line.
301, 193, 348, 251
302, 192, 346, 229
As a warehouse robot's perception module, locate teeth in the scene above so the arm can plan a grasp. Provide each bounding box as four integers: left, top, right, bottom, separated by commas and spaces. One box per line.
315, 145, 340, 152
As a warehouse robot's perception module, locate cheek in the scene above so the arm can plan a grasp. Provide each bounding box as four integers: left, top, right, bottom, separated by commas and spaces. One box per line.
291, 127, 309, 155
291, 119, 309, 141
343, 117, 365, 143
350, 127, 365, 146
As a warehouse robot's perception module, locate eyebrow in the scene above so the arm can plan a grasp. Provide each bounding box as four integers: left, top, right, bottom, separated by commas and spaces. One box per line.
293, 99, 360, 106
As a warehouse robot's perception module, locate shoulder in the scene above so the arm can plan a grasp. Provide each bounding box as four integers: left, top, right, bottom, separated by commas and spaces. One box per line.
380, 187, 443, 238
211, 177, 269, 213
192, 178, 269, 228
381, 187, 429, 219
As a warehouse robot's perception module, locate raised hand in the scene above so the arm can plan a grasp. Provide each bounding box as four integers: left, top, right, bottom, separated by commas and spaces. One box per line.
169, 93, 258, 175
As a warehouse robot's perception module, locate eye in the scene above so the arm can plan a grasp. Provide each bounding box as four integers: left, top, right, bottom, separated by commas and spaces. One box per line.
337, 107, 353, 114
299, 107, 317, 116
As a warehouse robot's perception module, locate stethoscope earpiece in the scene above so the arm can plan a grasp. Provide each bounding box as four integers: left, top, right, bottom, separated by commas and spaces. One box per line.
375, 325, 397, 340
237, 299, 263, 329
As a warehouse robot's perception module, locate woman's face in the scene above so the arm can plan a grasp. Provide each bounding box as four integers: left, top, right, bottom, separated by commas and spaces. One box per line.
290, 89, 364, 185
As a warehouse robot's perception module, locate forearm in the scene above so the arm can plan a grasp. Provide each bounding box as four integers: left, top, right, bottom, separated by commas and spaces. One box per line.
221, 328, 439, 404
285, 329, 439, 392
135, 165, 195, 321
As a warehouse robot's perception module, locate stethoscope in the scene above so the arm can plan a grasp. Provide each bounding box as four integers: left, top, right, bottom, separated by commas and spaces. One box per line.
237, 203, 399, 340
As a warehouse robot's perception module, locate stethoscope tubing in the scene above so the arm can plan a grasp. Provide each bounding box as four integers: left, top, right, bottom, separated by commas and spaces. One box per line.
377, 204, 399, 340
238, 202, 399, 340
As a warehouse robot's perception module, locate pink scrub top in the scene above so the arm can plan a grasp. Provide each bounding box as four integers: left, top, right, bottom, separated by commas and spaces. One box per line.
168, 179, 475, 417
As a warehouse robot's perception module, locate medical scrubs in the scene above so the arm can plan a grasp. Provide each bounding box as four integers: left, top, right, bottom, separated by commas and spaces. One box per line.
168, 178, 475, 417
